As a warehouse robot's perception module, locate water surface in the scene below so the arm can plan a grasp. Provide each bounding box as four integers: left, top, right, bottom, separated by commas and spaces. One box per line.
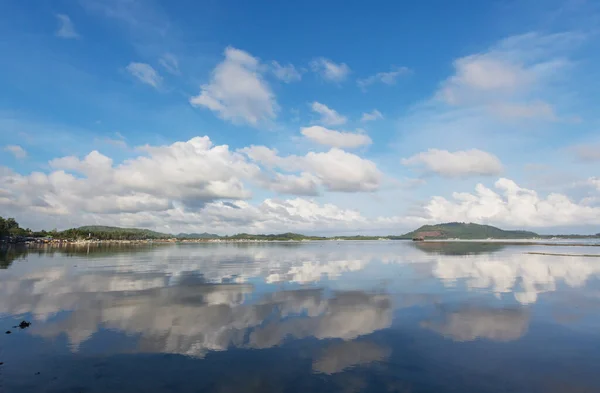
1, 241, 600, 392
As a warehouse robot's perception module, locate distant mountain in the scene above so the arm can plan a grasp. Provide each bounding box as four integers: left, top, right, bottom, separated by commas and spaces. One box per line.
227, 232, 325, 241
400, 222, 539, 240
74, 225, 170, 239
177, 232, 221, 239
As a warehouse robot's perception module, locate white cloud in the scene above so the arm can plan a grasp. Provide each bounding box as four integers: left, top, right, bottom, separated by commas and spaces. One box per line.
241, 146, 382, 193
357, 66, 410, 90
190, 47, 277, 125
361, 109, 383, 122
301, 126, 372, 149
55, 14, 80, 39
305, 149, 381, 192
0, 135, 413, 232
126, 62, 162, 88
0, 136, 260, 217
310, 58, 350, 83
158, 53, 180, 75
311, 102, 347, 126
422, 178, 600, 227
402, 149, 503, 178
268, 173, 321, 196
4, 145, 27, 159
271, 61, 302, 83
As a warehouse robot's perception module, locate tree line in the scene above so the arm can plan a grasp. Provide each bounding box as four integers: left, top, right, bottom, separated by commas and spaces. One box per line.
0, 217, 170, 241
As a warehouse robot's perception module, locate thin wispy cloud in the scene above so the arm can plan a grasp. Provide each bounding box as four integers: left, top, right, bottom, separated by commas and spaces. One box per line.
159, 53, 180, 75
402, 149, 503, 178
55, 14, 80, 39
310, 102, 347, 126
310, 58, 350, 83
301, 126, 372, 148
126, 62, 162, 88
357, 66, 410, 90
271, 61, 302, 83
361, 109, 383, 122
3, 145, 27, 159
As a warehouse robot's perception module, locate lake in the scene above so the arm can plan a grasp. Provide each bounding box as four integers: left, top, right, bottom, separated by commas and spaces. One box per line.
1, 241, 600, 392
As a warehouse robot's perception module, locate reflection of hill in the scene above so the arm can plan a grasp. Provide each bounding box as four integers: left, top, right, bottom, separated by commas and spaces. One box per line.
0, 245, 28, 268
412, 241, 505, 256
422, 307, 530, 342
21, 243, 169, 259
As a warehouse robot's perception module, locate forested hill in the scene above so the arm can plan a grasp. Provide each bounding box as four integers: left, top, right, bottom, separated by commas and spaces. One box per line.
177, 232, 220, 239
400, 222, 539, 240
65, 226, 171, 240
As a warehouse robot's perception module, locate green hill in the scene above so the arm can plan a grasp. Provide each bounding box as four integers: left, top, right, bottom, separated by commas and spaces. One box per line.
64, 226, 171, 240
177, 232, 221, 239
400, 222, 539, 240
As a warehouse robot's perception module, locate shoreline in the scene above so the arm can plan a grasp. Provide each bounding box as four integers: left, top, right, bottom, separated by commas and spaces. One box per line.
2, 237, 599, 248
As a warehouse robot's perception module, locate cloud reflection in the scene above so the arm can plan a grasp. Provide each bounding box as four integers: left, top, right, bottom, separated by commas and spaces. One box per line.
0, 256, 392, 357
312, 340, 390, 374
422, 307, 530, 342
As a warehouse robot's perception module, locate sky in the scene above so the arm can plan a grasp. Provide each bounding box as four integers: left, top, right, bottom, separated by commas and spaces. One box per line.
0, 0, 599, 235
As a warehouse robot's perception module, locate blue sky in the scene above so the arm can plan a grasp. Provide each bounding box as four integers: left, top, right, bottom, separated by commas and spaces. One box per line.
1, 0, 599, 234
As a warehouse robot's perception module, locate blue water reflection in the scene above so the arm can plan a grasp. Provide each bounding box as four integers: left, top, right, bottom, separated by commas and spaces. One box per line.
1, 241, 600, 392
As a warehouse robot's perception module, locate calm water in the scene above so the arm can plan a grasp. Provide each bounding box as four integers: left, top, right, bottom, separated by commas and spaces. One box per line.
1, 241, 600, 393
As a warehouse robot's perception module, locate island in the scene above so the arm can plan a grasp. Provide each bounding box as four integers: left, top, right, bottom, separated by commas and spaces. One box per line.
399, 222, 539, 241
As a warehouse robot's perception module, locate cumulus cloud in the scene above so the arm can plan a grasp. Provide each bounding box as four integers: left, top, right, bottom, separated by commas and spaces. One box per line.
4, 145, 27, 159
241, 146, 382, 193
0, 135, 408, 232
402, 149, 503, 178
0, 137, 258, 217
361, 109, 383, 122
55, 14, 80, 39
357, 66, 410, 90
271, 61, 302, 83
422, 178, 600, 227
301, 126, 372, 148
190, 47, 277, 125
126, 62, 162, 88
158, 53, 180, 75
310, 58, 351, 82
311, 102, 347, 126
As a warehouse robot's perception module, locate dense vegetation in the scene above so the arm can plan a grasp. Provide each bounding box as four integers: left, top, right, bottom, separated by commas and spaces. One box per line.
0, 216, 46, 238
63, 226, 171, 240
400, 222, 540, 240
